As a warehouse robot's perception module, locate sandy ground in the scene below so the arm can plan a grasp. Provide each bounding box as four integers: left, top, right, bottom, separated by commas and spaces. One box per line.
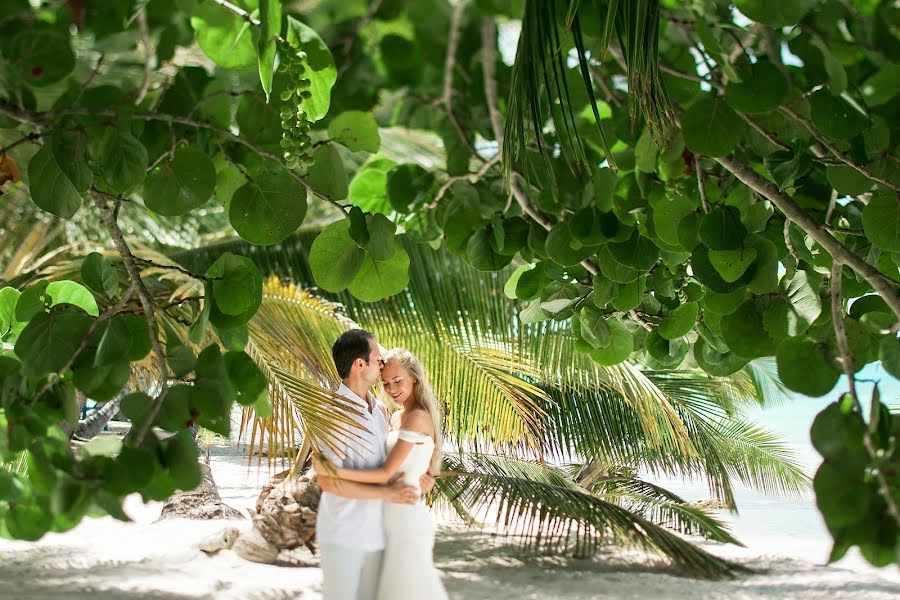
1, 448, 898, 600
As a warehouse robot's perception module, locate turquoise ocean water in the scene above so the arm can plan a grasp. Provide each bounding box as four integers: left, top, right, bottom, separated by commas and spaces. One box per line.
650, 362, 899, 573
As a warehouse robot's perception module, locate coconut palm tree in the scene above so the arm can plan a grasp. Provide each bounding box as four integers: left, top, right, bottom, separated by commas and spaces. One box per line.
164, 231, 807, 577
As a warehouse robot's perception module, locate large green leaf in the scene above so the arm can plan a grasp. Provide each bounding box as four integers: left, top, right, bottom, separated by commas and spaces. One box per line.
682, 97, 744, 157
545, 223, 599, 267
349, 160, 394, 215
809, 91, 867, 141
18, 281, 100, 318
191, 0, 259, 69
208, 253, 263, 316
589, 319, 634, 365
862, 193, 900, 252
51, 129, 93, 191
814, 462, 869, 528
8, 27, 74, 87
700, 206, 747, 251
256, 0, 281, 102
286, 16, 336, 122
328, 111, 380, 153
95, 129, 149, 194
347, 243, 410, 302
81, 253, 119, 298
825, 166, 873, 197
724, 60, 787, 113
27, 144, 82, 219
693, 338, 747, 377
608, 231, 659, 271
229, 171, 307, 245
0, 287, 24, 340
776, 336, 839, 397
308, 220, 367, 292
709, 248, 757, 283
143, 147, 216, 216
659, 302, 699, 340
15, 311, 93, 377
95, 317, 133, 367
307, 144, 348, 200
386, 164, 434, 213
721, 300, 777, 359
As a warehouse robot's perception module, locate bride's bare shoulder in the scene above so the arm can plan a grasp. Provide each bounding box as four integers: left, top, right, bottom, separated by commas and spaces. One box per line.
400, 408, 434, 436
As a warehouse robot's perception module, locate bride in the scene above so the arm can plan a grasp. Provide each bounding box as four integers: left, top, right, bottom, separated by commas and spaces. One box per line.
320, 347, 448, 600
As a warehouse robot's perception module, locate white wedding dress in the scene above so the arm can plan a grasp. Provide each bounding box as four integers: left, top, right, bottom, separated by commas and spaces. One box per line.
376, 429, 448, 600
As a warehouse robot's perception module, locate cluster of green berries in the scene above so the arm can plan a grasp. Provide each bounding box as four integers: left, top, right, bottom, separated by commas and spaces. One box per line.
278, 42, 314, 169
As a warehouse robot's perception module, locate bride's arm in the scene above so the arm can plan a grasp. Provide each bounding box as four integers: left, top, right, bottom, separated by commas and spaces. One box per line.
333, 440, 415, 484
333, 410, 433, 484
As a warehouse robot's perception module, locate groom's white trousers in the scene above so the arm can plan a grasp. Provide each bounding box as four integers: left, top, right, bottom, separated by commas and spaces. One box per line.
320, 543, 384, 600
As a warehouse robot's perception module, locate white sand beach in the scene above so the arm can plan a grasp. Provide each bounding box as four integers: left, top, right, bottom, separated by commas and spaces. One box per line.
1, 446, 898, 600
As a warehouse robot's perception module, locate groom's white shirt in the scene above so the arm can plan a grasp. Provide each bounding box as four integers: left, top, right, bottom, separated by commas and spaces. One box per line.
316, 383, 389, 552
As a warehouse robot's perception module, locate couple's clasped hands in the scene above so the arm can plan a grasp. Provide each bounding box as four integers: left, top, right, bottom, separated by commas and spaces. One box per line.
313, 456, 436, 506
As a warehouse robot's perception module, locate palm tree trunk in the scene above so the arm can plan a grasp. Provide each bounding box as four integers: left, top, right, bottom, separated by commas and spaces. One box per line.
70, 396, 122, 440
159, 462, 245, 520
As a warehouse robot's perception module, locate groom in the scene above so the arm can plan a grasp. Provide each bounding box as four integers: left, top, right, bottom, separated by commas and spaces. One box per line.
316, 329, 435, 600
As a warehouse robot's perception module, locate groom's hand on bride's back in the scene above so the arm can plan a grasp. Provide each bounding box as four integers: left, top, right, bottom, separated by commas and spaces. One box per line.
419, 471, 436, 494
384, 473, 418, 504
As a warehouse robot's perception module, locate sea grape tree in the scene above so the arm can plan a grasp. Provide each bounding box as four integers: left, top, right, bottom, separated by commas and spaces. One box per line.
0, 0, 897, 565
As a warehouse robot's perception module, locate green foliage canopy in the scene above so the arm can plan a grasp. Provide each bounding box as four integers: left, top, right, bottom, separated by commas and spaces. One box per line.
0, 0, 897, 565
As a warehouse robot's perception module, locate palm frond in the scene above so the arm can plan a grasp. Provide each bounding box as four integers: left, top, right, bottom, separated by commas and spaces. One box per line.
528, 329, 696, 458
503, 0, 674, 184
740, 359, 794, 407
436, 453, 746, 578
239, 281, 371, 468
625, 373, 811, 506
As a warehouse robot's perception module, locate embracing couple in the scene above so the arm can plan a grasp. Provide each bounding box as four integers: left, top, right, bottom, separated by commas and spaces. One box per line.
313, 329, 448, 600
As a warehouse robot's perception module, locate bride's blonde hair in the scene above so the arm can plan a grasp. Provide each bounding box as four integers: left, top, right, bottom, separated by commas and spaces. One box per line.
383, 348, 442, 472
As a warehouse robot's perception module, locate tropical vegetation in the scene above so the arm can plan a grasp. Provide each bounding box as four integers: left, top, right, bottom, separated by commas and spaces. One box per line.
0, 0, 897, 571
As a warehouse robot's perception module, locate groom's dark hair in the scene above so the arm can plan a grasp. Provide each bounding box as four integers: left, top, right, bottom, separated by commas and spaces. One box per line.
332, 329, 376, 379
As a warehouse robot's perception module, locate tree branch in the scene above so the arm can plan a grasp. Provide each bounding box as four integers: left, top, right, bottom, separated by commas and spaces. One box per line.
336, 0, 383, 80
780, 106, 900, 192
132, 256, 211, 281
212, 0, 259, 26
210, 0, 286, 43
0, 131, 42, 155
830, 263, 900, 528
716, 155, 900, 321
441, 0, 469, 108
481, 18, 504, 147
629, 310, 654, 331
135, 8, 153, 106
736, 111, 791, 152
74, 54, 105, 105
694, 155, 710, 213
91, 191, 169, 446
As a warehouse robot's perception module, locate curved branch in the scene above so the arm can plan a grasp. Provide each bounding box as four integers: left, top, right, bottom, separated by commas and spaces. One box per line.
830, 264, 900, 528
780, 106, 900, 192
715, 155, 900, 321
135, 8, 153, 105
92, 191, 169, 446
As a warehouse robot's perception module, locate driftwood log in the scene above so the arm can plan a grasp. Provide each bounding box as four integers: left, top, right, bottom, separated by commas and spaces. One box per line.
197, 469, 322, 565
